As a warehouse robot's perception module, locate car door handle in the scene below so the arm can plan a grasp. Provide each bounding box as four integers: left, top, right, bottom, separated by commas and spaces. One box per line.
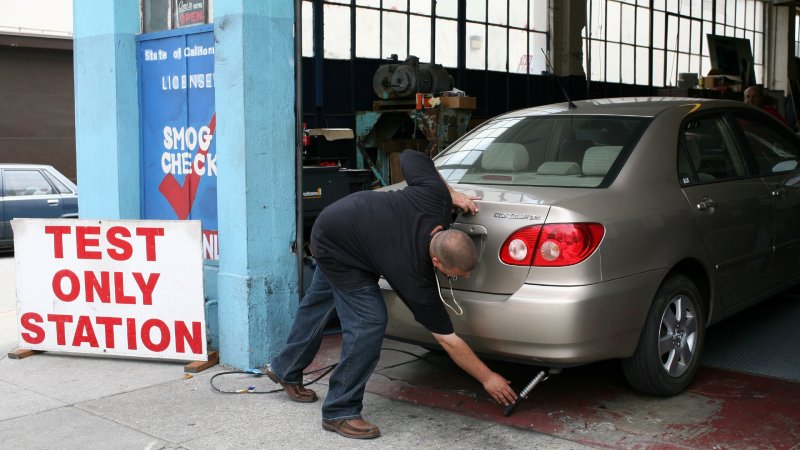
696, 197, 717, 210
47, 199, 59, 205
772, 187, 788, 199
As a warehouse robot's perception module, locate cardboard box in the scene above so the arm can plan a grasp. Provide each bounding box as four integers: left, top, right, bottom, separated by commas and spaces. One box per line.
441, 96, 476, 110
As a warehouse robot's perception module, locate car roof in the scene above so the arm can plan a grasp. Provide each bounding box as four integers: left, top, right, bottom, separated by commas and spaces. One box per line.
0, 163, 56, 169
497, 96, 755, 119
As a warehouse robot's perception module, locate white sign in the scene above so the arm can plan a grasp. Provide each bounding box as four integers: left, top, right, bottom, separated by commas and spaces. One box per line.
13, 219, 207, 361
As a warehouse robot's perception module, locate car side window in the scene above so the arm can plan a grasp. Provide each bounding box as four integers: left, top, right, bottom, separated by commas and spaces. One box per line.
42, 170, 73, 194
733, 114, 800, 175
679, 115, 750, 184
3, 170, 54, 197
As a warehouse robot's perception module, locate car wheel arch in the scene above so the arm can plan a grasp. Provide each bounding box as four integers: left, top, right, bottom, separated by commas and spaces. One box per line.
622, 272, 707, 396
666, 258, 712, 324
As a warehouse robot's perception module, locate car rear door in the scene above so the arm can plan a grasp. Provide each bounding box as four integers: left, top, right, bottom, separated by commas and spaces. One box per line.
678, 113, 773, 309
731, 112, 800, 286
2, 168, 69, 239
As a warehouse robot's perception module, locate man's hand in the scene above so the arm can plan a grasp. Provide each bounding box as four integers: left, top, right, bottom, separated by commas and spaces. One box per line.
451, 190, 480, 215
482, 372, 517, 406
433, 332, 518, 406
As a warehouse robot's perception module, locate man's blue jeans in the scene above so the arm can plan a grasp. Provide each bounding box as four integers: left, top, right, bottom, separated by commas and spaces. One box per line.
269, 266, 388, 420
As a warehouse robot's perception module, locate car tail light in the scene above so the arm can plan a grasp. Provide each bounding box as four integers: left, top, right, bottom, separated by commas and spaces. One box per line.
499, 223, 604, 267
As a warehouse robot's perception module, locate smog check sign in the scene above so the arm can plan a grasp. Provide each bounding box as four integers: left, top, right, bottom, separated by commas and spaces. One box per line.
12, 219, 207, 361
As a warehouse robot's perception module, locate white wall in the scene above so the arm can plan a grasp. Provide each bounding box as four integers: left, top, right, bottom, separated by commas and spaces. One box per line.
0, 0, 73, 37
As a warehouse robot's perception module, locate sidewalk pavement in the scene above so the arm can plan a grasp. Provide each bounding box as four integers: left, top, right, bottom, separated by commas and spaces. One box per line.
0, 254, 588, 449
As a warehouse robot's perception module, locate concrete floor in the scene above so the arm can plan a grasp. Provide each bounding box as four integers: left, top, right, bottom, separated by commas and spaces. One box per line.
2, 252, 800, 449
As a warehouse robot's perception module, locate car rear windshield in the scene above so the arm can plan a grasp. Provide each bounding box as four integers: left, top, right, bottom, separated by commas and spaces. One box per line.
435, 115, 650, 187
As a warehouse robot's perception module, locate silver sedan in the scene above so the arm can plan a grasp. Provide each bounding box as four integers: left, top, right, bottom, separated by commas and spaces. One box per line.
381, 97, 800, 396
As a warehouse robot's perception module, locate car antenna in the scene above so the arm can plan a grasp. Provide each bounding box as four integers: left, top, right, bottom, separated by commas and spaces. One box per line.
540, 48, 577, 109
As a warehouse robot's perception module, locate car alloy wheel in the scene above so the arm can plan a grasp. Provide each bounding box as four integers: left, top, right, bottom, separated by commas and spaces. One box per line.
658, 292, 698, 377
621, 274, 706, 396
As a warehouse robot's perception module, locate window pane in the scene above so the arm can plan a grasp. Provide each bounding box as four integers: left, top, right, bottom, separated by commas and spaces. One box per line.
384, 0, 408, 12
531, 0, 547, 31
726, 0, 735, 26
607, 1, 621, 42
142, 0, 170, 33
356, 7, 380, 58
43, 171, 71, 194
435, 18, 458, 66
409, 15, 431, 61
677, 52, 689, 80
690, 0, 702, 17
636, 46, 649, 84
466, 0, 486, 22
690, 54, 700, 75
466, 22, 486, 69
4, 171, 53, 196
302, 1, 314, 57
678, 17, 689, 52
324, 4, 351, 59
437, 0, 457, 18
754, 32, 763, 65
509, 28, 528, 73
488, 25, 507, 71
666, 14, 678, 51
607, 42, 621, 82
589, 0, 606, 40
689, 19, 701, 55
653, 48, 665, 86
409, 0, 431, 15
701, 56, 710, 77
653, 11, 665, 49
488, 0, 507, 25
382, 11, 408, 58
529, 32, 547, 74
666, 0, 678, 13
621, 3, 635, 44
703, 0, 713, 20
591, 40, 605, 81
636, 7, 650, 46
665, 50, 677, 85
735, 0, 745, 29
621, 44, 635, 84
357, 0, 381, 6
510, 0, 527, 28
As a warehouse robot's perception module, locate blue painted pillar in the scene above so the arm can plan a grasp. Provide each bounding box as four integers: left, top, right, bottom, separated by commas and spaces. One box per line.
73, 0, 140, 219
214, 1, 298, 369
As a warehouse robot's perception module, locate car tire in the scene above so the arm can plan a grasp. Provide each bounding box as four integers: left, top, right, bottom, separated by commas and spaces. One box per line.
621, 274, 705, 396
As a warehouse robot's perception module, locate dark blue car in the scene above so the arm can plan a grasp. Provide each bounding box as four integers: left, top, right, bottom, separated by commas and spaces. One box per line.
0, 164, 78, 250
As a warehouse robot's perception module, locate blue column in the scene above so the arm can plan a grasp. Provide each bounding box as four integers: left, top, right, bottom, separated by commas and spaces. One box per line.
73, 0, 140, 219
214, 1, 298, 369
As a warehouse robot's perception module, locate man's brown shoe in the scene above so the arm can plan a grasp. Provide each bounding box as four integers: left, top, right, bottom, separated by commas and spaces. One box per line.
262, 366, 318, 403
322, 418, 381, 439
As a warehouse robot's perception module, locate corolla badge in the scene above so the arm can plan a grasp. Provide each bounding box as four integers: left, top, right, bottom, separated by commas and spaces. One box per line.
493, 212, 541, 220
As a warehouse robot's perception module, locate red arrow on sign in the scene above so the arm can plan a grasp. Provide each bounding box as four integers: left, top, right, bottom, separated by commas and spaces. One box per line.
159, 113, 216, 220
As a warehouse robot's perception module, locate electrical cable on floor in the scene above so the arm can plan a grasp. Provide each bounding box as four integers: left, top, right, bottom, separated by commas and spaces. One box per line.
209, 346, 460, 395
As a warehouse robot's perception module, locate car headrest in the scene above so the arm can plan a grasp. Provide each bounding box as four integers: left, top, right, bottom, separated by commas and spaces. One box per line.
537, 161, 582, 175
481, 143, 529, 171
582, 146, 623, 176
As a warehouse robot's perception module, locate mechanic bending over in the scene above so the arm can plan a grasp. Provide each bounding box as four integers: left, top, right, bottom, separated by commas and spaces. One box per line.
264, 150, 517, 440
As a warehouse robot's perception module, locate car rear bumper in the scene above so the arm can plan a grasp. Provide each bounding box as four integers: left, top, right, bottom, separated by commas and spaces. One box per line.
382, 269, 667, 366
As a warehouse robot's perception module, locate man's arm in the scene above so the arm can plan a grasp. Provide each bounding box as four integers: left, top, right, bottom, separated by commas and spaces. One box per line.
433, 332, 517, 405
438, 174, 480, 215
